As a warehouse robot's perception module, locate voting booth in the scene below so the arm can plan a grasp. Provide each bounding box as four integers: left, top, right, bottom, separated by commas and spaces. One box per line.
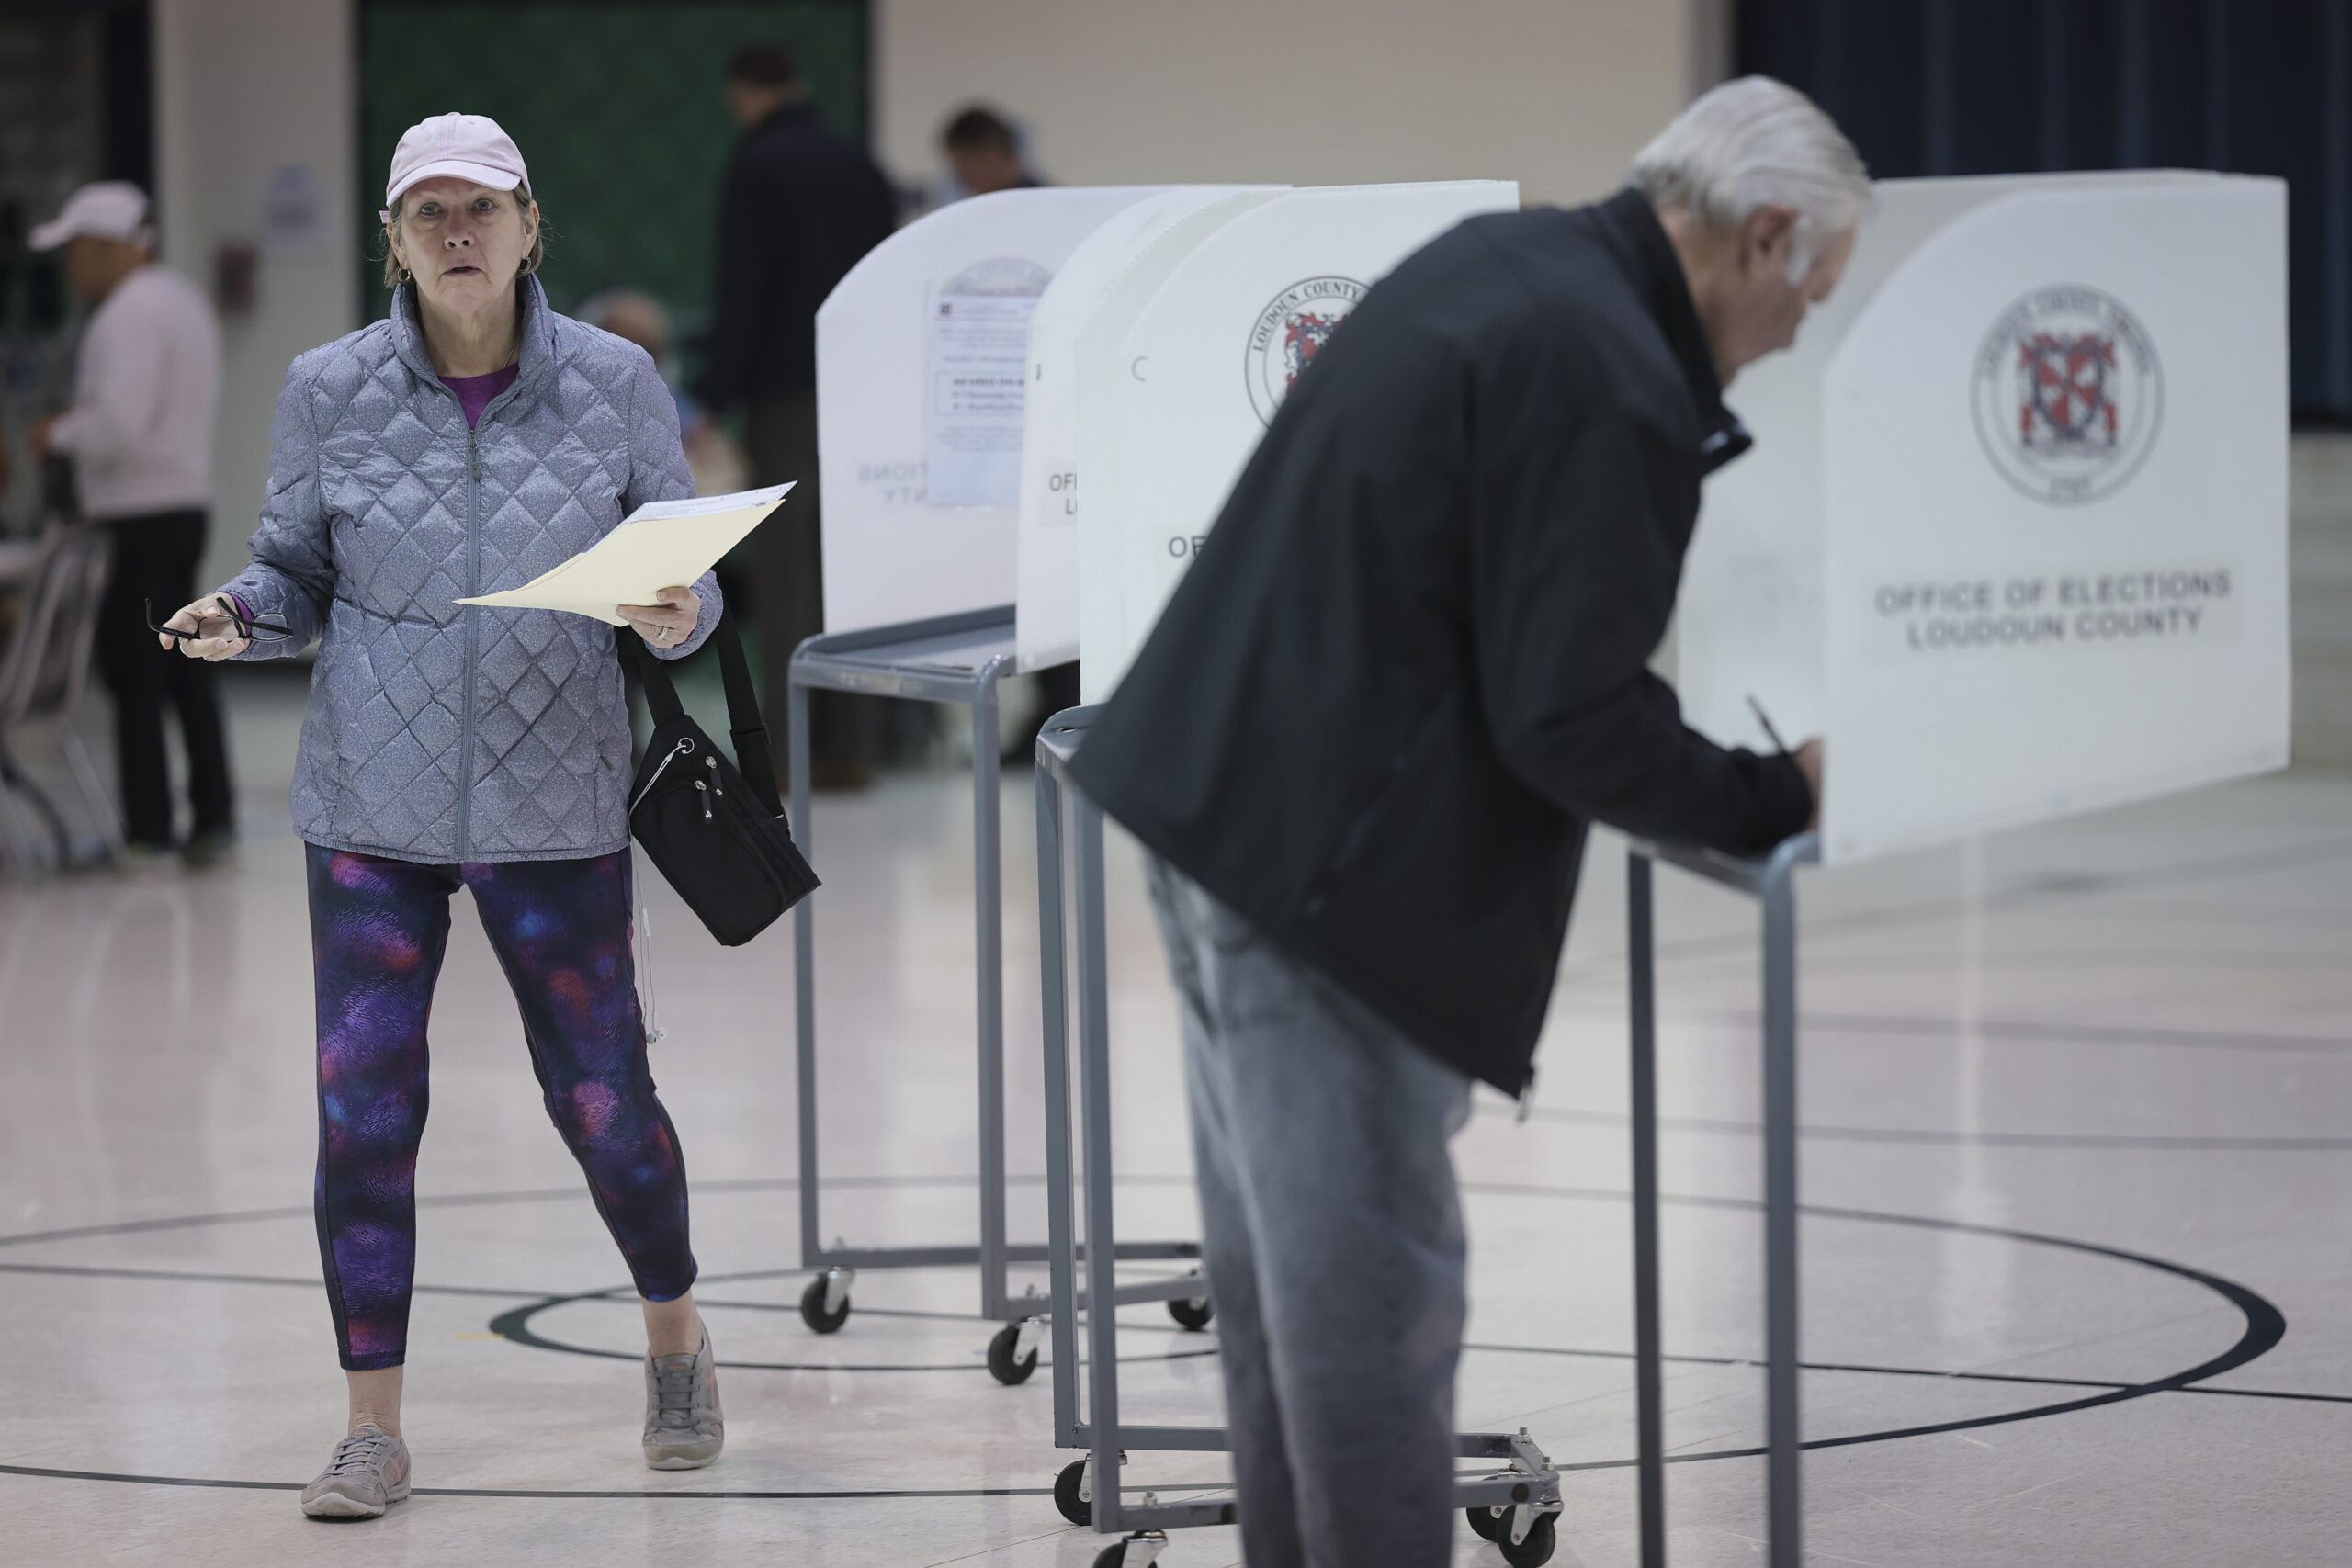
794, 185, 1190, 1343
1014, 186, 1283, 671
1069, 181, 1521, 697
1634, 170, 2291, 1568
1679, 171, 2291, 863
1024, 172, 2292, 1568
793, 181, 1519, 1359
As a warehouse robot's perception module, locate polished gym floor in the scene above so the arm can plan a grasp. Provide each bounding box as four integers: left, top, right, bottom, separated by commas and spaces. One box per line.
2, 668, 2348, 1567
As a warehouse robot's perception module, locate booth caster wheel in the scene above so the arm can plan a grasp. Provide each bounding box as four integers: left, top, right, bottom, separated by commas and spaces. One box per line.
1465, 1504, 1505, 1542
1167, 1293, 1213, 1332
799, 1269, 853, 1334
1494, 1512, 1557, 1567
1091, 1530, 1167, 1568
1054, 1459, 1091, 1526
1056, 1450, 1125, 1526
988, 1319, 1040, 1384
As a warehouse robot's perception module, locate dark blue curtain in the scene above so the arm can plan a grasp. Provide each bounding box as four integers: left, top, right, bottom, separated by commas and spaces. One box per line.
1737, 0, 2352, 420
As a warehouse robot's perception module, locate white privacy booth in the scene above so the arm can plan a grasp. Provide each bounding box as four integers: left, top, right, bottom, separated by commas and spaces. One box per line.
1031, 180, 1590, 1568
795, 177, 1525, 1375
1033, 172, 2293, 1568
1014, 186, 1285, 672
1679, 170, 2292, 863
792, 184, 1193, 1350
1633, 170, 2290, 1568
1070, 180, 1522, 697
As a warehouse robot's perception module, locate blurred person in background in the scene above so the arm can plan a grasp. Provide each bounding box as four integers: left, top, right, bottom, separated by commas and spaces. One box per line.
580, 287, 749, 497
940, 104, 1039, 199
154, 113, 726, 1518
696, 40, 897, 786
1069, 78, 1861, 1566
28, 181, 231, 867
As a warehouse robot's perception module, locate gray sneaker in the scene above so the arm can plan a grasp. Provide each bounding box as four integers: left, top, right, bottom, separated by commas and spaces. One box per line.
643, 1328, 724, 1470
300, 1425, 411, 1518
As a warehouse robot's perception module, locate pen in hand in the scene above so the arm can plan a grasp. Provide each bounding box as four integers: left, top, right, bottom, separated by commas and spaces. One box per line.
1746, 694, 1791, 755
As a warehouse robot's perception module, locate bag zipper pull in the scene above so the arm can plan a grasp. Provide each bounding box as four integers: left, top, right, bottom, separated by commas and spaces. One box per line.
628, 736, 695, 815
695, 779, 711, 820
636, 900, 666, 1044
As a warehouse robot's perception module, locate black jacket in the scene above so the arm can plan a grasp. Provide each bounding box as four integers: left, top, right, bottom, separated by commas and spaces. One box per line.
695, 104, 898, 411
1069, 189, 1813, 1095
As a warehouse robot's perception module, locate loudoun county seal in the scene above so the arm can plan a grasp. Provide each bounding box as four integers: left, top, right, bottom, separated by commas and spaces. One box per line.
1244, 275, 1365, 425
1971, 284, 2162, 505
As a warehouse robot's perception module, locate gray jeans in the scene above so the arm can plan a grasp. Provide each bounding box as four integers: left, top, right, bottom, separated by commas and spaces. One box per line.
1147, 860, 1472, 1568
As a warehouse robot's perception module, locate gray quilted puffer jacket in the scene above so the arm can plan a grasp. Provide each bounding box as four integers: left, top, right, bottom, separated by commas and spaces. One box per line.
217, 277, 720, 863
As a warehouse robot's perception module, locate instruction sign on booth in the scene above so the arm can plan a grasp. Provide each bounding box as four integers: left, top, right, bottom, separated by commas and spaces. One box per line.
814, 186, 1169, 637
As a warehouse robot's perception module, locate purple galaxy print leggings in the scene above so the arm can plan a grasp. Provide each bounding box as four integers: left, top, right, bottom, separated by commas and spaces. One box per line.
307, 843, 695, 1371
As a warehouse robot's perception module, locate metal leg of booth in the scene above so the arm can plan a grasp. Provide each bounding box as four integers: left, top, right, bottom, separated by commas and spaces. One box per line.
783, 613, 1201, 1377
1627, 854, 1667, 1568
1626, 834, 1817, 1568
1035, 708, 1564, 1565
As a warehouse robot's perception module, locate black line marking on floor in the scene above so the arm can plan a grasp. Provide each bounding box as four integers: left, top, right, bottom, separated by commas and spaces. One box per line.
0, 1173, 1193, 1252
0, 1181, 2307, 1499
1748, 1010, 2352, 1058
486, 1289, 1222, 1373
0, 1260, 554, 1299
1480, 1102, 2352, 1151
0, 1462, 1054, 1500
4, 1256, 2328, 1408
1539, 1000, 2352, 1058
1463, 1341, 2352, 1405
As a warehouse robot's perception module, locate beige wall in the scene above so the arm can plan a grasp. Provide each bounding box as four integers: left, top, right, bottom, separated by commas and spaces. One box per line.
153, 0, 359, 592
876, 0, 1730, 206
140, 0, 1723, 595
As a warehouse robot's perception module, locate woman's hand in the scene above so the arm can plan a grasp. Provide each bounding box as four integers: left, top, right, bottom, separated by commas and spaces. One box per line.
620, 585, 700, 651
158, 595, 252, 661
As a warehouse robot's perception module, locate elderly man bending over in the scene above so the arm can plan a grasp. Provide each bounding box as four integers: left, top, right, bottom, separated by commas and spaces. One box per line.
1069, 78, 1871, 1567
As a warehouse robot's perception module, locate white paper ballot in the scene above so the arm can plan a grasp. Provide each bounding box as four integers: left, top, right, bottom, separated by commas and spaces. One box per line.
455, 482, 793, 625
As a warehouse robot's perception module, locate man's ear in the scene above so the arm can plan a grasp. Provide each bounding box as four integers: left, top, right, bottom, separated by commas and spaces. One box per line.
1741, 205, 1799, 277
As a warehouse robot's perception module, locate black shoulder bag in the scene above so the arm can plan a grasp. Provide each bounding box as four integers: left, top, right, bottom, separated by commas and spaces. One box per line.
625, 609, 818, 946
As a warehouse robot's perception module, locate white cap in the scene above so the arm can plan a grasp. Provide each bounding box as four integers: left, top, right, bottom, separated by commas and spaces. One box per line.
30, 181, 152, 251
381, 112, 529, 220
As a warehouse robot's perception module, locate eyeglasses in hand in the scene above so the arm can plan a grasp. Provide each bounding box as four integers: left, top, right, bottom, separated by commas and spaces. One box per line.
146, 598, 296, 646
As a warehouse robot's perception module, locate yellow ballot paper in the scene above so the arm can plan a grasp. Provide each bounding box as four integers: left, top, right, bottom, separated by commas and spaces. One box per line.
455, 482, 794, 625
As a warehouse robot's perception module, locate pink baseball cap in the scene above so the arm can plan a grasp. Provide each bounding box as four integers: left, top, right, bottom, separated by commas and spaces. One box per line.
380, 112, 530, 220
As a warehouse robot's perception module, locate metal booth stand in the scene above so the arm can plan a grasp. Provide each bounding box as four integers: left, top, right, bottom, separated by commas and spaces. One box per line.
1033, 707, 1566, 1568
1625, 832, 1817, 1568
786, 613, 1205, 1381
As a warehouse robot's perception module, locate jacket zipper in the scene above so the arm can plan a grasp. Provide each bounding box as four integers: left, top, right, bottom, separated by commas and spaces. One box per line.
454, 425, 482, 859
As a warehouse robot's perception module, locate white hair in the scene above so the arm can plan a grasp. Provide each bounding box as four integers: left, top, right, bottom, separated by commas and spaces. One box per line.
1629, 75, 1872, 284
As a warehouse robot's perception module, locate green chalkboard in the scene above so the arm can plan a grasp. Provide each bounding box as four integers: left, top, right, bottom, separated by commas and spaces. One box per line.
358, 1, 871, 365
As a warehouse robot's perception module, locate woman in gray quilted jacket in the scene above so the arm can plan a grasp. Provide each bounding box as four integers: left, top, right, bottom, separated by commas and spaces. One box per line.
156, 114, 726, 1517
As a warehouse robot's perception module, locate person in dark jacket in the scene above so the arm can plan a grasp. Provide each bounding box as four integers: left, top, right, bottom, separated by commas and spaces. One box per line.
1068, 77, 1868, 1567
696, 41, 898, 781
